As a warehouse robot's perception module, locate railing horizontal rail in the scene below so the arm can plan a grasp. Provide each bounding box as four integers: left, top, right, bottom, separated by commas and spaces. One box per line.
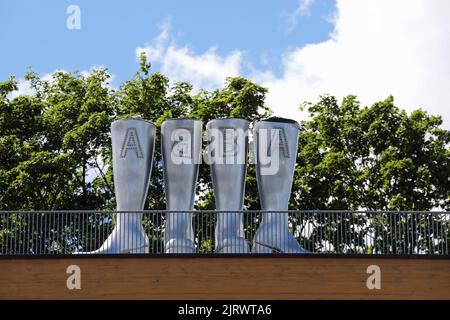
0, 210, 447, 214
0, 211, 448, 256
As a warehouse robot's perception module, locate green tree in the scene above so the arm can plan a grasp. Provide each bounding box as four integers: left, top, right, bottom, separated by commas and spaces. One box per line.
293, 94, 449, 211
291, 95, 449, 253
0, 54, 448, 254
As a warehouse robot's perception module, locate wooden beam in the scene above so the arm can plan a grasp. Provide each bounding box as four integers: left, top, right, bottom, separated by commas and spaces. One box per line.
0, 256, 448, 300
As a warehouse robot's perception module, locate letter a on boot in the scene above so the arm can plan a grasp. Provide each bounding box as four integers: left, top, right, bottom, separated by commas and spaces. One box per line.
252, 118, 307, 254
82, 116, 155, 254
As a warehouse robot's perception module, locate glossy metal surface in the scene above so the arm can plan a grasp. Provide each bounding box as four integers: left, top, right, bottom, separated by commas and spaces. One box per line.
207, 118, 249, 253
162, 119, 202, 253
89, 117, 155, 254
252, 118, 307, 253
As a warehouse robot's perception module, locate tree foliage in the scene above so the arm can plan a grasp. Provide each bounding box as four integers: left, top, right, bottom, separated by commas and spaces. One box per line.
0, 56, 271, 211
294, 95, 449, 211
0, 55, 448, 212
1, 55, 449, 254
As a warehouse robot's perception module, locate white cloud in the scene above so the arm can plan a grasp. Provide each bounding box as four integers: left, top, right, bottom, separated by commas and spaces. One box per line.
288, 0, 315, 30
135, 21, 242, 91
136, 2, 450, 129
7, 72, 61, 99
136, 19, 170, 63
161, 46, 241, 91
8, 79, 35, 99
258, 0, 450, 128
80, 65, 116, 90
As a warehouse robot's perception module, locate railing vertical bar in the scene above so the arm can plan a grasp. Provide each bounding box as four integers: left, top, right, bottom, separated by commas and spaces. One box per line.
10, 212, 13, 254
6, 213, 10, 254
93, 211, 97, 253
2, 214, 4, 254
381, 213, 384, 254
90, 212, 93, 253
47, 212, 51, 255
48, 212, 51, 255
157, 211, 160, 254
22, 212, 26, 254
443, 214, 447, 255
401, 213, 404, 254
20, 214, 24, 255
442, 214, 445, 255
393, 213, 396, 254
69, 213, 75, 252
53, 212, 56, 255
428, 213, 432, 254
14, 213, 18, 255
412, 212, 415, 255
57, 212, 61, 254
64, 211, 68, 253
33, 213, 36, 254
85, 212, 89, 252
39, 212, 43, 255
69, 211, 72, 253
26, 213, 29, 255
1, 214, 4, 254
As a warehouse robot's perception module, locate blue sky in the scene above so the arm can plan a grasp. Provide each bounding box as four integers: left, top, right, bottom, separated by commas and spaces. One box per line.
1, 1, 449, 128
0, 0, 335, 83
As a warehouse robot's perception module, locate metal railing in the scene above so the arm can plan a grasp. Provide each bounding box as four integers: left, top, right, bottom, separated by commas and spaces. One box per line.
0, 211, 448, 256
